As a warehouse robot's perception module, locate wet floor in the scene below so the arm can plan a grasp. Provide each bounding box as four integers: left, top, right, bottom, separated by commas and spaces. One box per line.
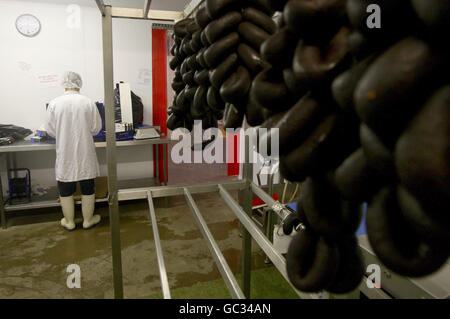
0, 191, 269, 298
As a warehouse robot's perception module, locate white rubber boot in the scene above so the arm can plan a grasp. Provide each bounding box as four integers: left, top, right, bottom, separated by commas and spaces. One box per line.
60, 196, 76, 231
82, 194, 101, 229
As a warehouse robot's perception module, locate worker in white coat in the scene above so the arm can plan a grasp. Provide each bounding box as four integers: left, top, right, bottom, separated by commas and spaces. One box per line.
45, 71, 103, 231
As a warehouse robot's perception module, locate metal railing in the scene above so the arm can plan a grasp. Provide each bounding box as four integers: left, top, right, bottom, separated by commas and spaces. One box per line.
131, 179, 313, 300
147, 191, 171, 299
184, 188, 245, 299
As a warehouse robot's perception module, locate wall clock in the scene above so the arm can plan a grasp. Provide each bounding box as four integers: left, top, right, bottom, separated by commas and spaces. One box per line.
16, 14, 41, 37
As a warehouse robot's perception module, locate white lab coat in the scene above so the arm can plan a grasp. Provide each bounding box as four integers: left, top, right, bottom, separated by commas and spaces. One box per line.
45, 91, 102, 182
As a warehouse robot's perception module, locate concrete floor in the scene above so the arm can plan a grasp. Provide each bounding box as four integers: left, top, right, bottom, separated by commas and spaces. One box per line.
0, 191, 269, 299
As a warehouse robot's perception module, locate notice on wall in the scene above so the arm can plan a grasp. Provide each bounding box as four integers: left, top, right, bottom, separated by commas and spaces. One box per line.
38, 74, 60, 88
137, 68, 152, 86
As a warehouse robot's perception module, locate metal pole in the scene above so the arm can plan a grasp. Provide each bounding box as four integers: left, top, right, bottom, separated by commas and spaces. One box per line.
118, 180, 245, 201
163, 144, 167, 185
238, 134, 252, 298
0, 164, 5, 229
219, 185, 312, 299
184, 188, 245, 299
163, 144, 169, 207
264, 174, 275, 264
185, 0, 205, 18
102, 5, 124, 299
144, 0, 152, 18
6, 154, 12, 181
155, 145, 160, 185
147, 191, 171, 299
251, 182, 292, 221
12, 154, 18, 178
94, 0, 105, 16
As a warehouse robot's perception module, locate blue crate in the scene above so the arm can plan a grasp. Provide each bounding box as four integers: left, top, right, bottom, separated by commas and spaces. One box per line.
285, 202, 368, 236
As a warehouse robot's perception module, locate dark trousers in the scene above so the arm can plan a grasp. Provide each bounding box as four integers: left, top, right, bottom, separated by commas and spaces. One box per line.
58, 179, 95, 197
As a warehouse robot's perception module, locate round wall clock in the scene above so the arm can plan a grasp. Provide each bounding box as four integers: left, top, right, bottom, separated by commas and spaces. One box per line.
16, 14, 41, 37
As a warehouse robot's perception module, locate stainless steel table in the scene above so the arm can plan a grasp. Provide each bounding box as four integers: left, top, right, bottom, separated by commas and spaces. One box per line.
0, 138, 171, 229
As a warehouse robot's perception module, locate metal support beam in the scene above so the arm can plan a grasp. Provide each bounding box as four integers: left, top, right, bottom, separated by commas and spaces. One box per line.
184, 188, 245, 299
359, 279, 390, 299
118, 180, 246, 201
147, 192, 171, 299
94, 0, 105, 16
0, 165, 5, 229
239, 135, 253, 298
163, 144, 167, 185
263, 175, 276, 265
255, 180, 287, 265
6, 154, 12, 181
102, 5, 124, 299
184, 0, 205, 18
144, 0, 152, 19
219, 185, 312, 299
155, 144, 159, 184
251, 182, 291, 221
110, 7, 183, 21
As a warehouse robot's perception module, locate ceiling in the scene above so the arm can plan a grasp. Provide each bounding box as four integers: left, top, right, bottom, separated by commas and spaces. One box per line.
15, 0, 192, 12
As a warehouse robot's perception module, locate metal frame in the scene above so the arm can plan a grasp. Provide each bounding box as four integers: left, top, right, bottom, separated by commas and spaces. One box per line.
144, 0, 152, 19
238, 135, 253, 297
97, 0, 310, 294
116, 179, 314, 300
95, 0, 105, 16
0, 140, 169, 225
0, 138, 169, 153
219, 184, 313, 299
184, 0, 205, 18
147, 191, 171, 299
110, 7, 184, 21
102, 5, 123, 299
96, 0, 211, 299
0, 171, 4, 228
184, 188, 245, 299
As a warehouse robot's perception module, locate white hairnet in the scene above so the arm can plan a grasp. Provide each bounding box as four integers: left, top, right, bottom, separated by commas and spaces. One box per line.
62, 71, 83, 89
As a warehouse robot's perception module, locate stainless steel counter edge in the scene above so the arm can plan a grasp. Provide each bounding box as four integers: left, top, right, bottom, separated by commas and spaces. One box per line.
0, 138, 172, 153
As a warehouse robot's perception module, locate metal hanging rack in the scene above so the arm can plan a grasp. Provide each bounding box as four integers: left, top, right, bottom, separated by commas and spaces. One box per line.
96, 0, 315, 299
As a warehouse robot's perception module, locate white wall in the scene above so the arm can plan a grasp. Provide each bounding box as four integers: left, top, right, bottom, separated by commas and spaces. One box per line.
0, 0, 158, 191
0, 0, 154, 129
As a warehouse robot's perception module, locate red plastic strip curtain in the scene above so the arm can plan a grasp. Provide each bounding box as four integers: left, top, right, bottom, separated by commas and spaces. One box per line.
152, 28, 168, 183
227, 131, 240, 176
